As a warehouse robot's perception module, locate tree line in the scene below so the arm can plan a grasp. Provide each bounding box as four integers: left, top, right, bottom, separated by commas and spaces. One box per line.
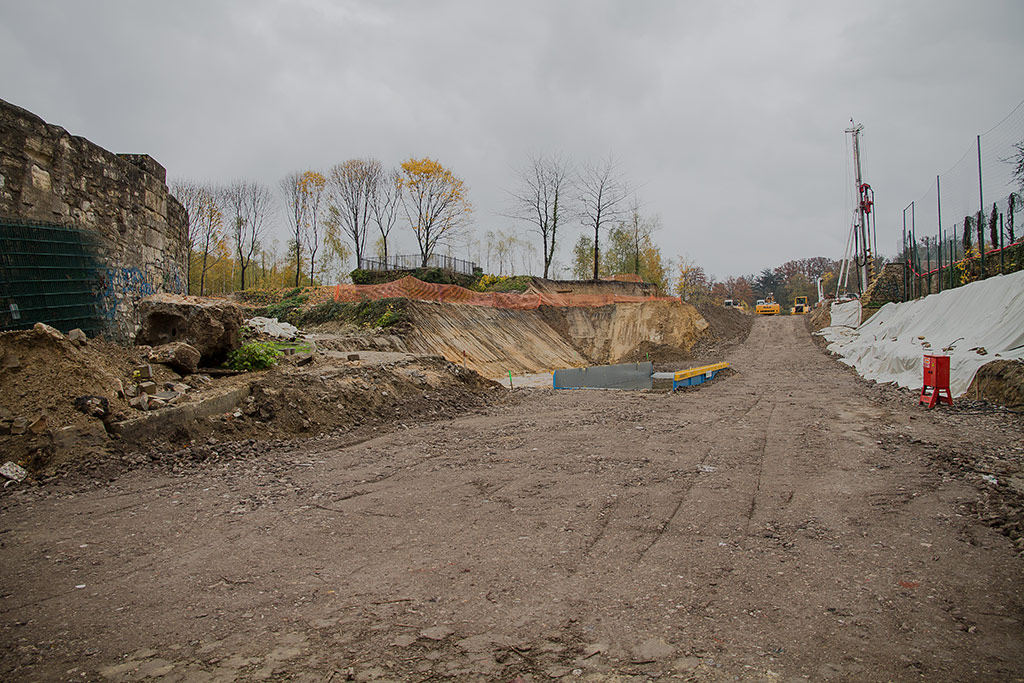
171, 153, 844, 304
172, 157, 472, 295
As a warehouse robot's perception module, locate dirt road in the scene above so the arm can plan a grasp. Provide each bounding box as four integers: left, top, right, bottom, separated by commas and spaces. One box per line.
3, 316, 1023, 681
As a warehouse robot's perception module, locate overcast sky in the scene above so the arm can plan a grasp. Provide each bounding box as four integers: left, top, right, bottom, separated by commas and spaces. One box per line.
2, 0, 1022, 279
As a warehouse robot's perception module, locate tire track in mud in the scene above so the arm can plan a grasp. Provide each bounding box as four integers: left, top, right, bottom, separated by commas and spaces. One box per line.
580, 319, 785, 566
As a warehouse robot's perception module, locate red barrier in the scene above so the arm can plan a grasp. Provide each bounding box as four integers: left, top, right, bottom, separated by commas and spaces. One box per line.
324, 276, 678, 310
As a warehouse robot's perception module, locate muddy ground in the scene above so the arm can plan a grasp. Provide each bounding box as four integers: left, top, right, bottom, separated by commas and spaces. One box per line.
2, 316, 1023, 681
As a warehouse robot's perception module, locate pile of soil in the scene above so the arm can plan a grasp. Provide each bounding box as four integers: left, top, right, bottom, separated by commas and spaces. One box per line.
965, 360, 1024, 408
0, 326, 184, 469
92, 357, 502, 479
807, 304, 832, 331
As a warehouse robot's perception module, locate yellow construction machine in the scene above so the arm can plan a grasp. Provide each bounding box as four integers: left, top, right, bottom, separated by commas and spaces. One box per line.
755, 294, 781, 315
791, 295, 809, 315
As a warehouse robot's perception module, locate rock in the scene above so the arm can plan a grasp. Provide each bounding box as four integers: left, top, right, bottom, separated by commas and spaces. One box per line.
148, 342, 201, 374
73, 395, 110, 418
153, 391, 183, 405
136, 294, 244, 365
1, 351, 21, 370
632, 638, 675, 663
129, 395, 149, 410
392, 634, 418, 647
134, 364, 154, 380
33, 322, 64, 341
148, 397, 167, 409
68, 328, 88, 345
0, 420, 10, 435
113, 379, 125, 398
28, 415, 48, 434
347, 353, 361, 361
10, 417, 28, 435
139, 381, 158, 395
170, 383, 190, 394
419, 626, 453, 641
246, 316, 299, 340
0, 461, 28, 482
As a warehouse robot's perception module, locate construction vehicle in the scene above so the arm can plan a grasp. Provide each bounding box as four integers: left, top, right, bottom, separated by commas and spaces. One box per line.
755, 294, 781, 315
791, 295, 809, 315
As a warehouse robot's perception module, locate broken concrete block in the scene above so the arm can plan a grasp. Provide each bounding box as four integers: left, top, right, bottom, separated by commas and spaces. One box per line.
33, 322, 64, 341
135, 294, 243, 366
147, 397, 167, 409
134, 364, 153, 380
170, 382, 189, 394
124, 382, 139, 398
2, 351, 22, 370
148, 342, 201, 375
10, 417, 28, 435
347, 353, 360, 361
1, 461, 28, 482
129, 395, 149, 410
153, 390, 183, 405
73, 395, 110, 418
139, 381, 158, 395
67, 328, 88, 345
28, 415, 47, 434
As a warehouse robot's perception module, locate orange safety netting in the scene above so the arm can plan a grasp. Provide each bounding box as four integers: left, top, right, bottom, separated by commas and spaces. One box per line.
324, 276, 678, 309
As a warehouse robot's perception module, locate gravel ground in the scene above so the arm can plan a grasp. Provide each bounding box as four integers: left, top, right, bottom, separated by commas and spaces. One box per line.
1, 315, 1022, 682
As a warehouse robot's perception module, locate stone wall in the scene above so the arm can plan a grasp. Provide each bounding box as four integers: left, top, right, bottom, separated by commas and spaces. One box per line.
0, 98, 187, 341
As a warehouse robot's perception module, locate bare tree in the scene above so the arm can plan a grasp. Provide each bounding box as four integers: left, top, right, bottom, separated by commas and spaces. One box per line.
623, 194, 660, 276
577, 157, 630, 280
300, 171, 326, 286
223, 180, 273, 291
280, 172, 306, 286
171, 179, 224, 296
170, 179, 202, 293
328, 159, 380, 268
506, 153, 572, 278
371, 168, 402, 266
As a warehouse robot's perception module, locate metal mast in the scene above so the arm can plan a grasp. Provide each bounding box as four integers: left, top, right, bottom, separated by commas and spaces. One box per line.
846, 120, 874, 294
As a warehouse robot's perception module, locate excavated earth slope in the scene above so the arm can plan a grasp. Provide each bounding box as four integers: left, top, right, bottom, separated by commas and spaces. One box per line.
402, 300, 709, 378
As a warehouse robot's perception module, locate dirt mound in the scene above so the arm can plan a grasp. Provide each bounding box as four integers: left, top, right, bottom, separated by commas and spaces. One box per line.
401, 300, 709, 377
0, 326, 185, 468
807, 304, 832, 331
965, 360, 1024, 407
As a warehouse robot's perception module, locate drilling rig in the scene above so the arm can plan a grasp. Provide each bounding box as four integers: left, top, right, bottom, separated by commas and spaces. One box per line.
837, 120, 876, 297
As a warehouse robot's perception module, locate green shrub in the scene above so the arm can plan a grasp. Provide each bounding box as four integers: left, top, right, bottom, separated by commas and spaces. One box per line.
226, 341, 282, 371
470, 274, 532, 292
299, 297, 408, 328
256, 294, 309, 325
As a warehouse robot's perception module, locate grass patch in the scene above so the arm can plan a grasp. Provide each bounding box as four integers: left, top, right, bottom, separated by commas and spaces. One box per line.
300, 298, 409, 329
470, 274, 533, 292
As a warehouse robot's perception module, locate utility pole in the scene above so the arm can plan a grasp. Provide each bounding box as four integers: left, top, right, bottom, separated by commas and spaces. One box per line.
846, 120, 874, 295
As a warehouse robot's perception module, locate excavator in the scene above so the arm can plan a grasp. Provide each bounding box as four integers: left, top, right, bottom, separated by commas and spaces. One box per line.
755, 293, 781, 315
791, 295, 809, 315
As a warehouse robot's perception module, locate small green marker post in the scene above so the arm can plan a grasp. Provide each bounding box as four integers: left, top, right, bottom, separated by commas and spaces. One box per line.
508, 370, 513, 389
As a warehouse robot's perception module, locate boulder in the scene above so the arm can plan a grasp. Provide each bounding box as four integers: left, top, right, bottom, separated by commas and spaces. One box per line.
247, 316, 299, 340
135, 294, 243, 365
148, 342, 201, 375
67, 328, 88, 345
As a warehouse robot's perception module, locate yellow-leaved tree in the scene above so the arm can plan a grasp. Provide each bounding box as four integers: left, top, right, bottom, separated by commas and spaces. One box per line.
398, 157, 473, 267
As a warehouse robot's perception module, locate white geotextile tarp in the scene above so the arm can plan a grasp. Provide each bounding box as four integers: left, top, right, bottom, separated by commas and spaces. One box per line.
829, 300, 862, 327
816, 269, 1024, 397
